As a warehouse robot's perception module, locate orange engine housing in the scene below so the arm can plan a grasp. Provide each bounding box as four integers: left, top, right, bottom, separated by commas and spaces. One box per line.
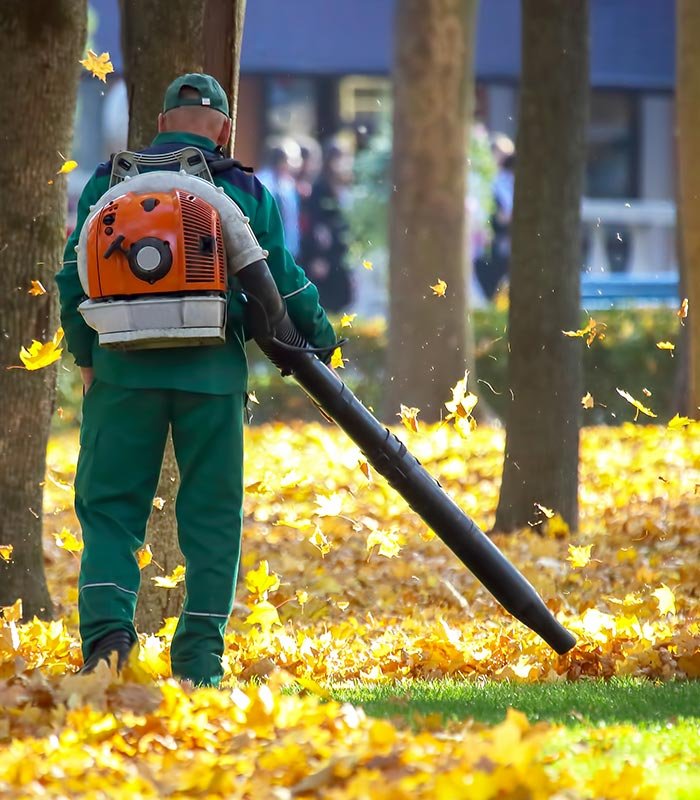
86, 189, 227, 299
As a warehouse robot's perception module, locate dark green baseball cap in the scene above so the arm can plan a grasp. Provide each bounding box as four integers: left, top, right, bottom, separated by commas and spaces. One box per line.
163, 73, 230, 117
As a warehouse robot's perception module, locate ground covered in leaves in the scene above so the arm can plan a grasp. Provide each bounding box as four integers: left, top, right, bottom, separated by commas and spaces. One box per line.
1, 420, 699, 797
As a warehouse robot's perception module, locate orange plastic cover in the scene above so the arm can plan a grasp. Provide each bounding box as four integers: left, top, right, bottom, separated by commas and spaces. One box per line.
86, 189, 227, 299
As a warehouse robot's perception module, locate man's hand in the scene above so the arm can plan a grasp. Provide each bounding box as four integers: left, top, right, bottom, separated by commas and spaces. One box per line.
80, 367, 94, 395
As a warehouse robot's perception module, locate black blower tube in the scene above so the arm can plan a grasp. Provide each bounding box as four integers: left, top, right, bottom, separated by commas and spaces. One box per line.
237, 260, 577, 655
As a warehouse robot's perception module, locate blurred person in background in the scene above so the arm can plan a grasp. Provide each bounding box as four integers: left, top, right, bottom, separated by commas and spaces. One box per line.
257, 138, 302, 258
475, 133, 515, 300
294, 135, 322, 202
299, 139, 354, 312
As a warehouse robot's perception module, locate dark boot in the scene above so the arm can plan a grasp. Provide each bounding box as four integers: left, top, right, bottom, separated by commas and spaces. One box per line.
79, 629, 136, 675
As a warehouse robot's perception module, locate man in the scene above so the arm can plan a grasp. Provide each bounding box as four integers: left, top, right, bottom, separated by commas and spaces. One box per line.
55, 74, 337, 688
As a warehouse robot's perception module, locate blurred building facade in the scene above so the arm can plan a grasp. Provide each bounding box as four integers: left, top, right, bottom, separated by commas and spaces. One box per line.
76, 0, 676, 277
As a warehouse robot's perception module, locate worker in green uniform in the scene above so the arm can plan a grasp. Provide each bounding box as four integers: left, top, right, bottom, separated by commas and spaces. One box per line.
55, 74, 337, 688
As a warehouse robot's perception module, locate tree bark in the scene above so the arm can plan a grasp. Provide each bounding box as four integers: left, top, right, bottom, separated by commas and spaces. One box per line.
0, 1, 87, 619
119, 0, 246, 632
387, 0, 478, 422
676, 0, 700, 414
494, 0, 588, 533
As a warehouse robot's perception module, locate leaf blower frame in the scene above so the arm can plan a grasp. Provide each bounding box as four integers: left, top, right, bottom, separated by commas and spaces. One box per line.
76, 163, 577, 656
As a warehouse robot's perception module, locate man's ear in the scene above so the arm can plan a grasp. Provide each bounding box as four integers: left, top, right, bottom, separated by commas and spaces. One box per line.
217, 116, 232, 147
157, 112, 167, 132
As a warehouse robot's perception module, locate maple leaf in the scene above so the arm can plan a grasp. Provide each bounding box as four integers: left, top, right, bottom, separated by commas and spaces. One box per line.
309, 526, 331, 556
362, 259, 373, 270
616, 388, 657, 420
57, 159, 78, 175
28, 280, 46, 297
567, 543, 593, 568
581, 392, 594, 409
445, 372, 479, 434
245, 560, 280, 598
668, 414, 693, 430
152, 564, 185, 588
136, 544, 153, 570
152, 496, 166, 510
17, 327, 63, 371
430, 278, 447, 297
652, 584, 676, 616
330, 347, 347, 369
79, 50, 114, 82
1, 598, 22, 622
314, 492, 343, 517
53, 528, 83, 554
366, 529, 402, 558
562, 317, 606, 346
245, 599, 282, 631
678, 297, 689, 324
656, 341, 675, 351
0, 545, 13, 562
398, 404, 420, 433
340, 313, 357, 328
248, 390, 259, 404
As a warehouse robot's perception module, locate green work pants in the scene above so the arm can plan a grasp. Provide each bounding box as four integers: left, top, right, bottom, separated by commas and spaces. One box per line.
74, 379, 245, 687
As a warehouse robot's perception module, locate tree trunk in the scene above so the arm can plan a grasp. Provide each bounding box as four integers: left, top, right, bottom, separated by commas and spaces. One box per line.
677, 0, 700, 414
387, 0, 478, 422
494, 0, 588, 533
119, 0, 246, 632
204, 0, 247, 151
0, 1, 87, 619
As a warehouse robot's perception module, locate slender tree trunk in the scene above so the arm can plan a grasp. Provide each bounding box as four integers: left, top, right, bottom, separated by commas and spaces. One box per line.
119, 0, 246, 632
387, 0, 478, 422
0, 1, 87, 619
677, 0, 700, 414
494, 0, 588, 533
204, 0, 247, 151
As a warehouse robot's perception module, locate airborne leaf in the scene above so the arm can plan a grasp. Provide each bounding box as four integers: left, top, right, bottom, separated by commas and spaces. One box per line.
152, 564, 185, 588
17, 327, 64, 371
429, 278, 447, 297
616, 388, 657, 420
28, 280, 47, 296
79, 50, 114, 82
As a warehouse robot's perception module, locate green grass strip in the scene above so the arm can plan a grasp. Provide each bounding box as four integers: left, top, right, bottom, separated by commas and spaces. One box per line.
332, 676, 700, 726
331, 678, 700, 799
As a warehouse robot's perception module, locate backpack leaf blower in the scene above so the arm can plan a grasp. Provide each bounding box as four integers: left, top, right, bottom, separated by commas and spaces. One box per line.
75, 150, 576, 656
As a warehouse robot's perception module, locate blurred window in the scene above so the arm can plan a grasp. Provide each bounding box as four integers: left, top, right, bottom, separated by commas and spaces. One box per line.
586, 91, 639, 199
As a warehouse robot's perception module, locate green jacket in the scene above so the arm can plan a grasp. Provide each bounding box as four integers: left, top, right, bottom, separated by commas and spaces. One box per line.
55, 131, 337, 394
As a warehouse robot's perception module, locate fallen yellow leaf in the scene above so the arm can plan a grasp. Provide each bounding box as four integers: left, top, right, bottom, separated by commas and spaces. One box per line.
330, 347, 346, 369
245, 560, 280, 599
0, 545, 13, 562
430, 278, 447, 297
340, 313, 357, 328
398, 404, 420, 433
17, 327, 63, 371
53, 528, 83, 554
652, 584, 676, 616
57, 160, 78, 175
136, 544, 153, 570
245, 599, 282, 631
28, 280, 47, 296
567, 543, 594, 568
616, 388, 657, 420
581, 392, 594, 409
152, 564, 185, 588
79, 50, 114, 82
